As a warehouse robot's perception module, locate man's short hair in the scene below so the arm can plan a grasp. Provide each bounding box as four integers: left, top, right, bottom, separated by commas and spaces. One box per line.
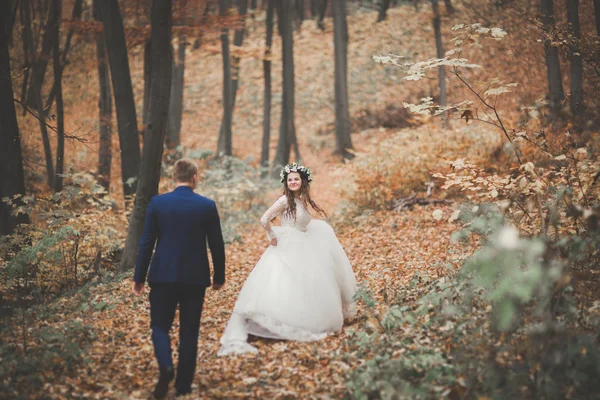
173, 159, 198, 183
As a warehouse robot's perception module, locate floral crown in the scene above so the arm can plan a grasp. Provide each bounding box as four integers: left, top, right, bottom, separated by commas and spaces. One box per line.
279, 162, 313, 184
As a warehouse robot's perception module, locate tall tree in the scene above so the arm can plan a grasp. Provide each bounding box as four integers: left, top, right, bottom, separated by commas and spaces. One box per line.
25, 0, 56, 110
142, 38, 152, 135
261, 0, 274, 176
333, 0, 353, 159
21, 0, 57, 189
594, 0, 600, 36
566, 0, 584, 118
120, 0, 173, 271
431, 0, 447, 112
444, 0, 454, 14
51, 0, 64, 192
318, 0, 328, 30
166, 34, 186, 149
273, 0, 301, 173
217, 0, 248, 156
377, 0, 392, 22
44, 0, 83, 112
540, 0, 565, 117
296, 0, 305, 28
1, 0, 29, 235
217, 0, 233, 157
99, 0, 141, 199
93, 0, 113, 192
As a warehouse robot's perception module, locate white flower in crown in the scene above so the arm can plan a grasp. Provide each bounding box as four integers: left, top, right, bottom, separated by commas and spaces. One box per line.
280, 162, 313, 183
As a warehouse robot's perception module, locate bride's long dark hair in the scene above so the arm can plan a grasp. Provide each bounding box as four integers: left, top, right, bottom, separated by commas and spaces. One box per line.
283, 175, 327, 220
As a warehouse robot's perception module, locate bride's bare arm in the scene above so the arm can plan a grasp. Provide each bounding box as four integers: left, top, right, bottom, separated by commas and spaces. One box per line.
260, 195, 287, 243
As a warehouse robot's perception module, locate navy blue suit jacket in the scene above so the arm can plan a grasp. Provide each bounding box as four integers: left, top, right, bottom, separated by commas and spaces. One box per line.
133, 186, 226, 287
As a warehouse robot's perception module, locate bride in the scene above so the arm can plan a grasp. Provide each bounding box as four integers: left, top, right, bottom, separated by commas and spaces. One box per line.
218, 163, 358, 356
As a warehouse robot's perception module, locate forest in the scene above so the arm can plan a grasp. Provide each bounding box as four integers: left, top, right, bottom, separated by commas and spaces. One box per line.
1, 0, 600, 398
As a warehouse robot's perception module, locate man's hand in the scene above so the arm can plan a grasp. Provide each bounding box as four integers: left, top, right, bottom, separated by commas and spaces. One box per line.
212, 283, 224, 290
132, 281, 145, 296
270, 238, 278, 247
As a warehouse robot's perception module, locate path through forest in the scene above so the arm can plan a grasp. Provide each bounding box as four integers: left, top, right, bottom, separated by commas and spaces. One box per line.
28, 136, 469, 399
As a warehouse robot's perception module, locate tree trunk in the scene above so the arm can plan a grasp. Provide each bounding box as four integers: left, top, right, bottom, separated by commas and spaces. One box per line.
296, 0, 305, 28
19, 0, 32, 112
444, 0, 454, 14
142, 38, 151, 135
333, 0, 353, 159
217, 0, 233, 157
120, 0, 172, 272
51, 0, 64, 192
261, 0, 274, 177
273, 0, 299, 174
217, 0, 248, 156
567, 0, 584, 118
318, 0, 328, 30
377, 0, 391, 22
432, 0, 447, 111
594, 0, 600, 36
1, 0, 29, 235
311, 0, 319, 18
99, 0, 141, 199
30, 0, 59, 189
44, 0, 83, 112
25, 0, 55, 109
540, 0, 565, 116
166, 34, 186, 149
93, 0, 113, 193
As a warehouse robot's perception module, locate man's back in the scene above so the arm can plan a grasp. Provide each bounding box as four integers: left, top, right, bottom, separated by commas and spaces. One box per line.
134, 186, 225, 287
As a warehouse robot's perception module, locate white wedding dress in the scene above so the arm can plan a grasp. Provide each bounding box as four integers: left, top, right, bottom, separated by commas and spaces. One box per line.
217, 195, 358, 356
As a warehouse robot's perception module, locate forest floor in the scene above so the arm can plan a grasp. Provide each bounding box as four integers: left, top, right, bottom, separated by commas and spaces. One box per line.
4, 163, 470, 400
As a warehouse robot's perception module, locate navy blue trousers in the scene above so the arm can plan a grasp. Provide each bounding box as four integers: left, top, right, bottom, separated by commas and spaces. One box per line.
149, 283, 206, 392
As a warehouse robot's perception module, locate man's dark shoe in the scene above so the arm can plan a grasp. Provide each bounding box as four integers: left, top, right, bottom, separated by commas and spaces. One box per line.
175, 388, 192, 397
153, 366, 174, 399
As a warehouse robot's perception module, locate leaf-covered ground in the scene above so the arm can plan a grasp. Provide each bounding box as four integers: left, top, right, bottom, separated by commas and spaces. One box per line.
2, 201, 467, 399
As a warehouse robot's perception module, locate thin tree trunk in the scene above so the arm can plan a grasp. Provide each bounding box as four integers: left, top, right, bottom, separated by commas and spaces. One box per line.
540, 0, 565, 116
166, 34, 186, 149
296, 0, 305, 28
273, 0, 299, 174
25, 0, 55, 109
594, 0, 600, 36
318, 0, 328, 30
217, 0, 248, 155
19, 0, 32, 112
1, 0, 29, 235
567, 0, 584, 118
51, 0, 64, 192
261, 0, 274, 177
444, 0, 454, 14
44, 0, 83, 112
142, 38, 151, 135
31, 0, 59, 189
99, 0, 141, 199
93, 0, 112, 193
377, 0, 391, 22
311, 0, 318, 18
333, 0, 353, 159
217, 0, 233, 157
120, 0, 173, 272
432, 0, 447, 112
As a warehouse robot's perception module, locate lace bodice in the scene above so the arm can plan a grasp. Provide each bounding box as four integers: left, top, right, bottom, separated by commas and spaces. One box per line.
260, 195, 312, 240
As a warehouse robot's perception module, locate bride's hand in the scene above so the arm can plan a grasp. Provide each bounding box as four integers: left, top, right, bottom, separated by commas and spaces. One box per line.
270, 238, 278, 246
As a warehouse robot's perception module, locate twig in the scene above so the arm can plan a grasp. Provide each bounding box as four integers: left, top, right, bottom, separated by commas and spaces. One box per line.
13, 97, 89, 144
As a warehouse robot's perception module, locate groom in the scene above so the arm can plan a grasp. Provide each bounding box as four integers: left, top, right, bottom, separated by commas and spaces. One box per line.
132, 158, 226, 398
